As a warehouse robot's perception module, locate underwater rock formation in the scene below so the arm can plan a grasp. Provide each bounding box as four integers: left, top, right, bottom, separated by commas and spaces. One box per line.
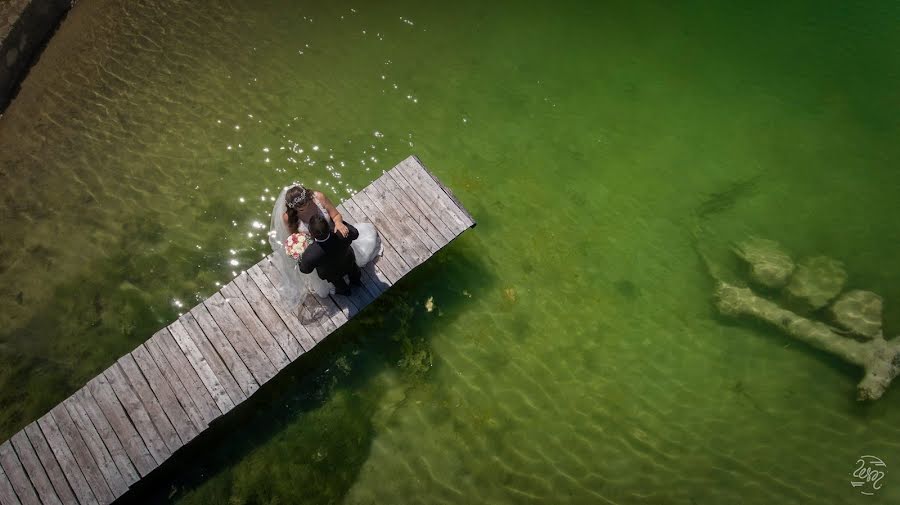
715, 282, 898, 401
733, 237, 795, 288
831, 290, 883, 339
701, 236, 896, 401
785, 256, 847, 309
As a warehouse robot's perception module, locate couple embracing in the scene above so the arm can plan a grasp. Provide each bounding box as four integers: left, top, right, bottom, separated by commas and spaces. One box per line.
267, 184, 380, 306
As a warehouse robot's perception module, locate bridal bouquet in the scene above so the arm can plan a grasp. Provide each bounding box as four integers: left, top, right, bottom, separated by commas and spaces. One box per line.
284, 232, 313, 260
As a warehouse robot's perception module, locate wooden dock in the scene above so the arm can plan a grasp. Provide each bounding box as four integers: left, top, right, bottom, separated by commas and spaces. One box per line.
0, 156, 475, 505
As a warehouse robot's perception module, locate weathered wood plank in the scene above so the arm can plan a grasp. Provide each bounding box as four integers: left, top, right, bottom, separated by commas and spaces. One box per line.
0, 464, 21, 505
232, 272, 305, 360
415, 156, 477, 226
169, 319, 237, 414
117, 354, 184, 453
50, 403, 115, 504
246, 264, 317, 351
296, 295, 334, 343
180, 312, 251, 405
61, 396, 129, 498
9, 431, 63, 505
0, 441, 39, 505
339, 199, 410, 280
103, 364, 171, 466
312, 293, 348, 329
144, 334, 219, 430
257, 259, 334, 342
204, 293, 277, 385
337, 201, 405, 289
396, 156, 473, 232
131, 344, 201, 444
218, 285, 291, 370
73, 388, 139, 486
351, 192, 424, 268
22, 423, 77, 505
38, 412, 100, 505
85, 376, 157, 478
222, 280, 300, 361
368, 175, 440, 254
384, 166, 456, 243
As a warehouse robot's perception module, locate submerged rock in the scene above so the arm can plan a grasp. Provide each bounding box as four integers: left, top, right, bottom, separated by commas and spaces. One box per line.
785, 256, 847, 309
831, 290, 883, 339
733, 237, 794, 288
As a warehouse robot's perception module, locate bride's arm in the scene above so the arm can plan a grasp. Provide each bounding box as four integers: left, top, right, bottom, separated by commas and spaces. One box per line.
315, 191, 349, 236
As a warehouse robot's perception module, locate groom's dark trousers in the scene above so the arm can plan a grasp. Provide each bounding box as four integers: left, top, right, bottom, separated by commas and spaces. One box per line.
297, 222, 361, 292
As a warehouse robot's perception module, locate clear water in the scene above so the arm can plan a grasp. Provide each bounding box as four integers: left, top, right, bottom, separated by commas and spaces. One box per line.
1, 0, 899, 503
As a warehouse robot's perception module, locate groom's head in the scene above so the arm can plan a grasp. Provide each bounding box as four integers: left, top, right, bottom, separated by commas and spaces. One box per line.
309, 214, 330, 241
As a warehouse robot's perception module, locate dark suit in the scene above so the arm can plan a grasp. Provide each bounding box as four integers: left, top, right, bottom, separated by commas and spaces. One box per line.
298, 222, 360, 291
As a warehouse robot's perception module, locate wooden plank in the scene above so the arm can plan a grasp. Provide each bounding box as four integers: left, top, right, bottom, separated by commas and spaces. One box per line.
144, 334, 219, 428
339, 199, 410, 281
168, 319, 238, 414
117, 354, 184, 453
218, 285, 291, 370
294, 294, 334, 343
85, 376, 157, 478
203, 293, 277, 385
0, 464, 21, 505
0, 441, 39, 505
9, 431, 63, 505
338, 201, 408, 288
131, 344, 202, 443
414, 156, 477, 225
26, 422, 87, 505
246, 264, 317, 351
384, 166, 456, 243
103, 364, 171, 466
312, 293, 348, 329
256, 259, 334, 343
73, 389, 139, 486
351, 192, 425, 268
368, 175, 440, 254
50, 404, 115, 504
179, 312, 251, 405
396, 156, 473, 232
61, 396, 129, 498
222, 281, 299, 362
232, 272, 305, 360
38, 413, 99, 505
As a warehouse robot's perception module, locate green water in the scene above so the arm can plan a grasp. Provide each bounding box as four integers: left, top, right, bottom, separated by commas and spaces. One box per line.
1, 0, 899, 503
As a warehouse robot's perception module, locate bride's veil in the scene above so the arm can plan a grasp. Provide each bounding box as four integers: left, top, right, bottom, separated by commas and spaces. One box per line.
268, 185, 310, 308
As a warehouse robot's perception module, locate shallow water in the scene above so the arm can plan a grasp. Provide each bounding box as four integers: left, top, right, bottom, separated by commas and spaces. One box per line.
1, 0, 899, 503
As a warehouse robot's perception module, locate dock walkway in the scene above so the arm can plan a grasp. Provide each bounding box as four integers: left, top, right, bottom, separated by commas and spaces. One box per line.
0, 155, 475, 505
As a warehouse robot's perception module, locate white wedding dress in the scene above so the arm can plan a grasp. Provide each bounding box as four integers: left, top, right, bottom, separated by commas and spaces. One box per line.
268, 186, 380, 306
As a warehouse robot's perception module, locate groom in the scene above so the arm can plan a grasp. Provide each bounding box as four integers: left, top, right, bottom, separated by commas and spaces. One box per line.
298, 213, 362, 295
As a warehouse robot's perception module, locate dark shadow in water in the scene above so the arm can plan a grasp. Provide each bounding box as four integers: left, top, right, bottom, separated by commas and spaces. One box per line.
117, 242, 495, 504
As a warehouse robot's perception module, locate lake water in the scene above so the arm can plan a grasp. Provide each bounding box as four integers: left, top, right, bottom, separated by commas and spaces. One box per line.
1, 0, 898, 503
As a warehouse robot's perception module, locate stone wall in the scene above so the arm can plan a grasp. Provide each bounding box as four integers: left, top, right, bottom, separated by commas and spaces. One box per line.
0, 0, 73, 112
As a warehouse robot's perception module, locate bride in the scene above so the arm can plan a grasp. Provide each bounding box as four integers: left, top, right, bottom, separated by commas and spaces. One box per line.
268, 184, 380, 306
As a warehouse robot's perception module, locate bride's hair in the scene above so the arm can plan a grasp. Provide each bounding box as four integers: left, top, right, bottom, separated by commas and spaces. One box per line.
285, 185, 312, 232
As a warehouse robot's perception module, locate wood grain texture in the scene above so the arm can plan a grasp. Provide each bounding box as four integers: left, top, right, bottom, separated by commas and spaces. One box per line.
37, 413, 97, 505
247, 264, 318, 351
73, 388, 139, 486
9, 431, 63, 505
0, 440, 39, 505
61, 395, 129, 498
0, 464, 22, 505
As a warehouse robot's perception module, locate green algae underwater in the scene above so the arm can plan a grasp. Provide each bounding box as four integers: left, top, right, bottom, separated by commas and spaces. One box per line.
0, 0, 899, 503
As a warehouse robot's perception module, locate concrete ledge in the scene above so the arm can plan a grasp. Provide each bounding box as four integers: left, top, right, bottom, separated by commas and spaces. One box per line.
0, 0, 73, 112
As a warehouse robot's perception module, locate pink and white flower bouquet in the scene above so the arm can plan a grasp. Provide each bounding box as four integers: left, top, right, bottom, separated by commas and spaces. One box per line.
284, 232, 313, 260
